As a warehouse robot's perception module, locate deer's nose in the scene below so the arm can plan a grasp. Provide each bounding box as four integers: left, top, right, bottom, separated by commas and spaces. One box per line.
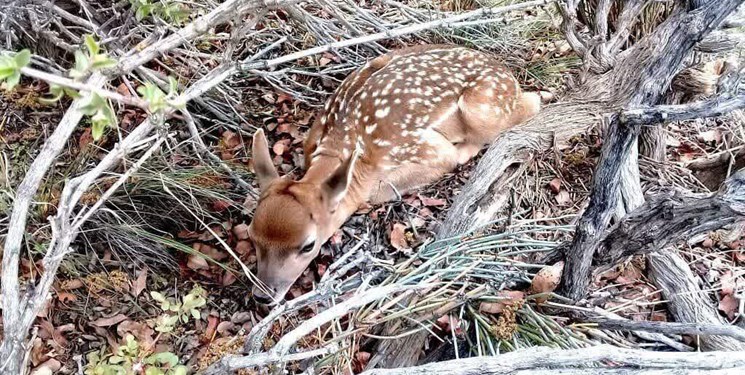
253, 286, 274, 305
253, 291, 272, 305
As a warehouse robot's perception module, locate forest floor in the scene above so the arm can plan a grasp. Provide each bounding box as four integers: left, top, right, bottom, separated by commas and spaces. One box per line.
1, 1, 744, 374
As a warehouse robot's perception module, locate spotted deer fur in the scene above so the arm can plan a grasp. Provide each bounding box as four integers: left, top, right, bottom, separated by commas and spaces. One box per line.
249, 45, 541, 304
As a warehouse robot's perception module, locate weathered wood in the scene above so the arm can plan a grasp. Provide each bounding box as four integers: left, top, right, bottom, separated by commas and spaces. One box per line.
620, 93, 745, 125
595, 319, 745, 343
559, 0, 745, 301
648, 251, 745, 351
594, 168, 745, 266
437, 102, 603, 237
361, 345, 745, 375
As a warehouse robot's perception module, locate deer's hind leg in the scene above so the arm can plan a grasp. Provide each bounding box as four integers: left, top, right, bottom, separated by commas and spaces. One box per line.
456, 78, 541, 146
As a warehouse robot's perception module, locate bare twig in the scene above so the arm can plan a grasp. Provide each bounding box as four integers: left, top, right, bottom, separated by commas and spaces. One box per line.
207, 284, 423, 374
648, 251, 745, 351
0, 0, 294, 370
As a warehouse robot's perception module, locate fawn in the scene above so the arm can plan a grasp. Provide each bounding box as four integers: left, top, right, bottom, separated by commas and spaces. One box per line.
248, 45, 541, 304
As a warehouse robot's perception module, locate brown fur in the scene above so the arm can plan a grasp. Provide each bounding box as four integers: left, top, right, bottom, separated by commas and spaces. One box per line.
249, 45, 541, 303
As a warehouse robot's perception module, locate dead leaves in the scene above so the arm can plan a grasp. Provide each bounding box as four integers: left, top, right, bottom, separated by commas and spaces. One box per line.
132, 267, 148, 298
479, 291, 526, 314
389, 223, 410, 251
91, 313, 129, 328
718, 270, 743, 320
529, 261, 564, 303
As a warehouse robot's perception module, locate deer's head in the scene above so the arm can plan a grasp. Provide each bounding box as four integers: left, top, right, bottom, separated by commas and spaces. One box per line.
248, 129, 356, 305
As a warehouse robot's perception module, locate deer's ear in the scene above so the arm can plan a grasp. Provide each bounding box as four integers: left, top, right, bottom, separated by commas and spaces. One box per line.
252, 129, 279, 191
322, 151, 358, 208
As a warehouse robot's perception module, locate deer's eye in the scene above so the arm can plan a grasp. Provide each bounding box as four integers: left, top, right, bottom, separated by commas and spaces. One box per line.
299, 243, 315, 254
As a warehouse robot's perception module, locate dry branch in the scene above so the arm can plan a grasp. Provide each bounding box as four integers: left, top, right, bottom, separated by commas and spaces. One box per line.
370, 1, 745, 367
594, 319, 745, 343
360, 345, 745, 375
594, 169, 745, 267
620, 93, 745, 126
648, 251, 745, 351
0, 71, 107, 373
205, 284, 424, 374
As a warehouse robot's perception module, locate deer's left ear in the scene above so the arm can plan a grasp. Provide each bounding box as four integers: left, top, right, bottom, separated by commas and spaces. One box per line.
322, 151, 358, 208
252, 129, 279, 191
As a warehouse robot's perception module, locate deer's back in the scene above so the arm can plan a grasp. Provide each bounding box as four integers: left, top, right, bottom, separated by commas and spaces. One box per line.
306, 45, 521, 170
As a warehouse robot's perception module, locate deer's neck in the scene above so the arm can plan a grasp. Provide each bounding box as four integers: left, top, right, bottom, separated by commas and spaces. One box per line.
301, 154, 379, 241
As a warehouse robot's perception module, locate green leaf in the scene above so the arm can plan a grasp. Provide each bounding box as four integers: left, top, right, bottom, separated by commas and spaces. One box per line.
146, 352, 178, 366
5, 71, 21, 90
109, 356, 124, 365
91, 54, 117, 70
64, 87, 82, 99
71, 51, 90, 79
14, 49, 31, 69
0, 65, 15, 80
150, 291, 167, 303
137, 82, 167, 112
182, 293, 206, 310
154, 314, 179, 333
145, 368, 165, 375
79, 93, 104, 116
190, 309, 200, 320
171, 366, 187, 375
84, 34, 100, 57
91, 113, 107, 141
135, 4, 153, 20
167, 76, 178, 95
38, 84, 65, 105
102, 101, 118, 127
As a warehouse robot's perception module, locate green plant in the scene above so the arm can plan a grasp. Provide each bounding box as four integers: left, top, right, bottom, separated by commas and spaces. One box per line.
85, 335, 187, 375
70, 35, 118, 79
0, 49, 30, 89
130, 0, 190, 24
150, 284, 207, 333
39, 34, 119, 141
137, 78, 185, 113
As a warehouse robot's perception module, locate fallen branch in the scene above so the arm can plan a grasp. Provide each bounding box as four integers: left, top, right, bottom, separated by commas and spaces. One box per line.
206, 283, 424, 374
239, 0, 557, 72
360, 345, 745, 375
560, 0, 744, 301
18, 66, 151, 110
114, 0, 296, 75
594, 319, 745, 343
208, 344, 340, 372
594, 169, 745, 267
620, 93, 745, 126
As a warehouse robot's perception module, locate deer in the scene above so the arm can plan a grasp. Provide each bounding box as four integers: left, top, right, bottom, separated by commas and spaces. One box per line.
248, 45, 541, 304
